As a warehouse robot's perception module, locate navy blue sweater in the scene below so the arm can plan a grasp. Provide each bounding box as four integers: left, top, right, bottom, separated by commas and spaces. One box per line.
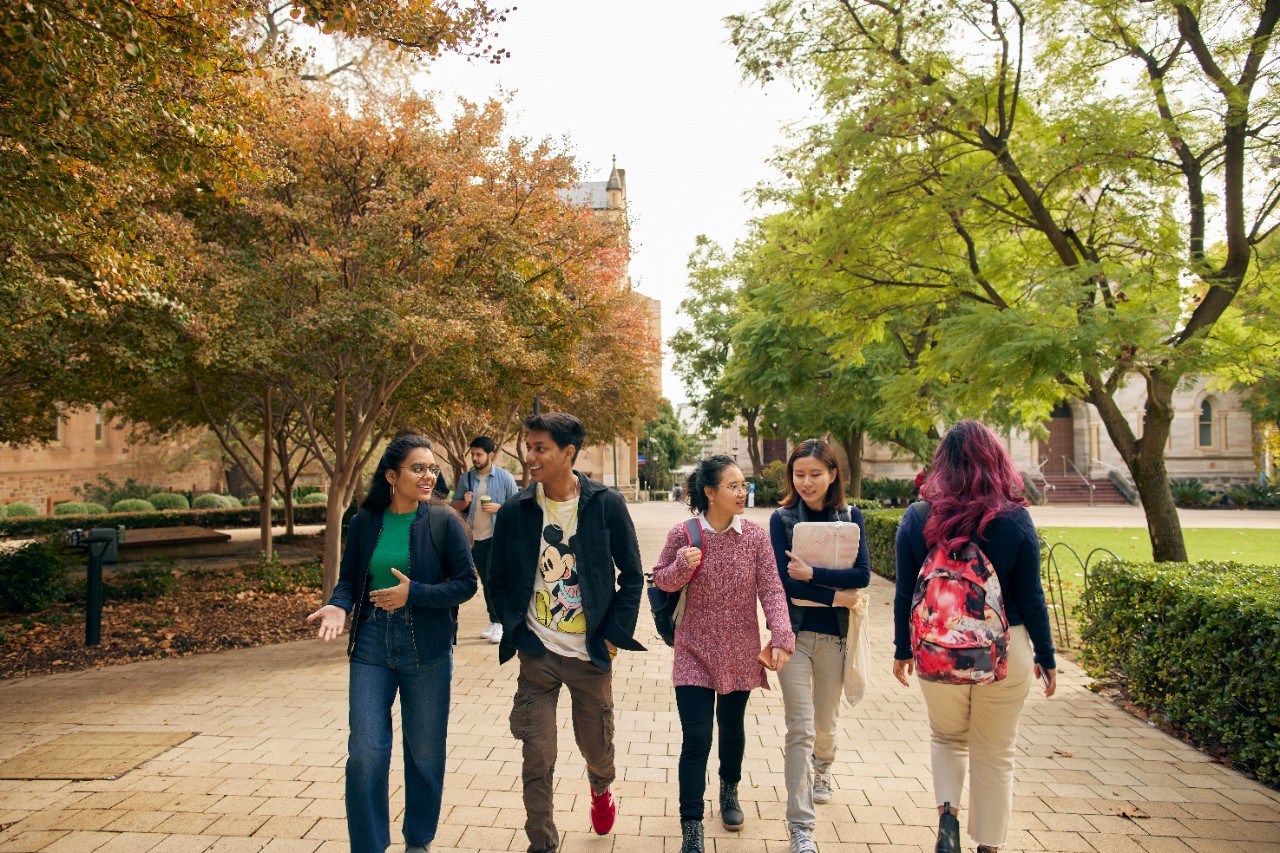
769, 506, 871, 636
894, 503, 1056, 670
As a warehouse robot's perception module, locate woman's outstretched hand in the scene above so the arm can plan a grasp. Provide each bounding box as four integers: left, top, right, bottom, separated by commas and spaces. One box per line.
893, 658, 914, 687
307, 605, 347, 642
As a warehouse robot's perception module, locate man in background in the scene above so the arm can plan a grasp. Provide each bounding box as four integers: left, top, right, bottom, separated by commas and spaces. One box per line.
452, 436, 519, 643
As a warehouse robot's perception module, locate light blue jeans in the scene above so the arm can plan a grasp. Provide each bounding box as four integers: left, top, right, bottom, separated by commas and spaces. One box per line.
778, 630, 846, 828
346, 607, 453, 853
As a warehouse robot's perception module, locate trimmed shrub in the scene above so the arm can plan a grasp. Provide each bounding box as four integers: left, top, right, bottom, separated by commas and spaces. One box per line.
751, 461, 788, 506
299, 492, 328, 505
81, 503, 108, 515
221, 494, 242, 507
192, 493, 231, 510
3, 503, 38, 517
148, 492, 189, 510
863, 508, 907, 580
112, 498, 156, 514
1081, 560, 1280, 785
53, 502, 90, 516
0, 503, 331, 539
847, 497, 881, 513
0, 538, 68, 612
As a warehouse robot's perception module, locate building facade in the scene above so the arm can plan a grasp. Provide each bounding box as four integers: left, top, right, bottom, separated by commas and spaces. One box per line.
0, 407, 223, 513
561, 160, 662, 496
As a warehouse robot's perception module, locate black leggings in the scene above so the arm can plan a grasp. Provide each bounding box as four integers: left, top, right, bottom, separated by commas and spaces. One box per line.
674, 686, 751, 820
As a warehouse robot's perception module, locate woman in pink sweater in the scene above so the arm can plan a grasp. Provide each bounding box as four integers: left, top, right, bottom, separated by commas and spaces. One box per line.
652, 455, 795, 853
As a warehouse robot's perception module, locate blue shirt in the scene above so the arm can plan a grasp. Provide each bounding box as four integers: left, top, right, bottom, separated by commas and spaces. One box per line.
453, 466, 519, 528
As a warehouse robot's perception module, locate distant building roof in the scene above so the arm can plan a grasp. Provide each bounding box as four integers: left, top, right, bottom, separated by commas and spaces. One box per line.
559, 181, 610, 209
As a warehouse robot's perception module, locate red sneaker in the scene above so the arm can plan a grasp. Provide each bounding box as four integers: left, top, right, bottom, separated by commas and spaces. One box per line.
590, 787, 616, 835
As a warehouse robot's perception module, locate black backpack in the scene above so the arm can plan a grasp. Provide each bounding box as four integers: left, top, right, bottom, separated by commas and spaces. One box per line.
648, 518, 703, 646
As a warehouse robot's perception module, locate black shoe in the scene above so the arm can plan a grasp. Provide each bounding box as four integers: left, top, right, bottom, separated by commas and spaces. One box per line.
935, 802, 960, 853
719, 780, 744, 831
679, 819, 704, 853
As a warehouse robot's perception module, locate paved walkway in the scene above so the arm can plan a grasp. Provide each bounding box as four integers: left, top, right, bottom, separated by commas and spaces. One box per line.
0, 503, 1276, 852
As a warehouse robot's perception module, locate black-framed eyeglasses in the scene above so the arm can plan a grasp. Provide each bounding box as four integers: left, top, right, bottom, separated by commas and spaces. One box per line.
401, 464, 442, 478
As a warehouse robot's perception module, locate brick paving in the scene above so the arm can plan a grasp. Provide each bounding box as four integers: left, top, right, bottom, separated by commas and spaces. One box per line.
0, 502, 1276, 852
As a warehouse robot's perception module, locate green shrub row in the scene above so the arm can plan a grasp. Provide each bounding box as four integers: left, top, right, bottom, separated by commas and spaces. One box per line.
863, 508, 906, 581
192, 493, 241, 509
149, 492, 190, 510
52, 501, 109, 516
3, 502, 39, 517
0, 504, 330, 539
1080, 560, 1280, 785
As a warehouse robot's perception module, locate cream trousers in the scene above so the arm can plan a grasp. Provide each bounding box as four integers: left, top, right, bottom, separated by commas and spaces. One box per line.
917, 624, 1032, 849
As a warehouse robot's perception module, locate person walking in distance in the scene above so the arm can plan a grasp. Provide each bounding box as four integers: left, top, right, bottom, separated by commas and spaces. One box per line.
452, 435, 518, 644
652, 454, 795, 853
306, 433, 477, 853
892, 420, 1057, 853
769, 439, 871, 853
487, 412, 647, 853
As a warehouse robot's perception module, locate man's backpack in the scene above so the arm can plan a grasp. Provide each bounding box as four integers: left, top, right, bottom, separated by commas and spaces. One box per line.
648, 518, 703, 647
907, 502, 1009, 684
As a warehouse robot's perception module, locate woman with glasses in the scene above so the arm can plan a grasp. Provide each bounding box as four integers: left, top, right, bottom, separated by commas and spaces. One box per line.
651, 454, 795, 853
769, 439, 872, 853
307, 432, 477, 853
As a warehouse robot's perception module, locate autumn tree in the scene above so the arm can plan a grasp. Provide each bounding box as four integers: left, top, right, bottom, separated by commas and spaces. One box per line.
0, 0, 508, 443
730, 0, 1280, 560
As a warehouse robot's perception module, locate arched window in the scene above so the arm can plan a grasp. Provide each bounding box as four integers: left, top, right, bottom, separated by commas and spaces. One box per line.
1198, 400, 1214, 448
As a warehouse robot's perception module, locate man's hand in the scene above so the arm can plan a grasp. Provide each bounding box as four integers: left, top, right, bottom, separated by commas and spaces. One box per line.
481, 501, 500, 514
463, 491, 474, 506
370, 569, 411, 611
306, 605, 347, 642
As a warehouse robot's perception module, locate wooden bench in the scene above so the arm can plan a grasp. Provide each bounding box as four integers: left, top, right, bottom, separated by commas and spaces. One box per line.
118, 526, 233, 562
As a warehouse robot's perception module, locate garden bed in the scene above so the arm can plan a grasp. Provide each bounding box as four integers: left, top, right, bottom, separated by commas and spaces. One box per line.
0, 538, 326, 680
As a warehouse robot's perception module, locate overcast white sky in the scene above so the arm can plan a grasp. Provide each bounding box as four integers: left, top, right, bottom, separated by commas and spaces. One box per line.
415, 2, 816, 403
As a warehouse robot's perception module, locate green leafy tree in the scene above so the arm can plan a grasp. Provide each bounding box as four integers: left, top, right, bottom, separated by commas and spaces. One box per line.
639, 399, 701, 491
730, 0, 1280, 560
670, 236, 768, 474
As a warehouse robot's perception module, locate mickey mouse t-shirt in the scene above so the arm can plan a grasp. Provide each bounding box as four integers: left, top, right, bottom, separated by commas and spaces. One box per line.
526, 483, 588, 660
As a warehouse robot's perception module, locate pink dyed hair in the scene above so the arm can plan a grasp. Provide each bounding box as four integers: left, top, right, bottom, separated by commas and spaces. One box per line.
920, 420, 1029, 553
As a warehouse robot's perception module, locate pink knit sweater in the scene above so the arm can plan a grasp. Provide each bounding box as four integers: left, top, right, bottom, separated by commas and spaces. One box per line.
652, 518, 796, 693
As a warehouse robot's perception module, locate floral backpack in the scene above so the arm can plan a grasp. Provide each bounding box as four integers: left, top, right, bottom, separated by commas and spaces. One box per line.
907, 502, 1009, 684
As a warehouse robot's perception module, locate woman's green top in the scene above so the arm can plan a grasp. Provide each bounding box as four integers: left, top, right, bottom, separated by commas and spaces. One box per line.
369, 509, 415, 591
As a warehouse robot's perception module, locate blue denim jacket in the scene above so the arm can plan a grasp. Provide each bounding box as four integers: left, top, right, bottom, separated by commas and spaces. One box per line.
452, 466, 519, 528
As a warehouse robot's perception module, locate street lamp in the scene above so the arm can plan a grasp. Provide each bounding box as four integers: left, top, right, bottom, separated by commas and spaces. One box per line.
732, 444, 739, 461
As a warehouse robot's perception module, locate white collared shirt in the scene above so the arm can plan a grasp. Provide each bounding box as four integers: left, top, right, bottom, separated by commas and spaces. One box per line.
698, 512, 743, 534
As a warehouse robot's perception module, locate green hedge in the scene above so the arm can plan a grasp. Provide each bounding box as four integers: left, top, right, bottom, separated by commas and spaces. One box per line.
148, 492, 190, 510
3, 502, 38, 517
0, 504, 331, 539
112, 498, 156, 513
1081, 560, 1280, 785
863, 508, 906, 581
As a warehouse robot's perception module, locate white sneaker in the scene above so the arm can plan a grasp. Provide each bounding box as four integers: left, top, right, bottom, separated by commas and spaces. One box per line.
480, 623, 495, 640
489, 623, 503, 644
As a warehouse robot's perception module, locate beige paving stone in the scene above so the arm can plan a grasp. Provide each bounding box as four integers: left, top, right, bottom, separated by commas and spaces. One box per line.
0, 831, 69, 852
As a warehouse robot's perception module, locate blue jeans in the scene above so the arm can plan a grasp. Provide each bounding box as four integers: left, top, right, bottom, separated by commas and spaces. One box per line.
347, 607, 453, 853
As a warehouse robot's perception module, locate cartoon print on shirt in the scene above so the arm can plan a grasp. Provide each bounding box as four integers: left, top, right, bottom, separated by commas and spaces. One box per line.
534, 523, 586, 634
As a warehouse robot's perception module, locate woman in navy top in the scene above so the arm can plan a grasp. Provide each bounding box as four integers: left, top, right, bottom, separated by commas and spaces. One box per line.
307, 433, 476, 853
891, 421, 1055, 853
768, 439, 871, 853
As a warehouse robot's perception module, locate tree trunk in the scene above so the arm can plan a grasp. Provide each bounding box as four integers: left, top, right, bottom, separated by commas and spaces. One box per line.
742, 406, 763, 477
845, 427, 864, 499
260, 386, 273, 560
321, 387, 347, 598
1086, 371, 1188, 562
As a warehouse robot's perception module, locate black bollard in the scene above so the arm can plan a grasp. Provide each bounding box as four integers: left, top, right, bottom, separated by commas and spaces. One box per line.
85, 539, 106, 646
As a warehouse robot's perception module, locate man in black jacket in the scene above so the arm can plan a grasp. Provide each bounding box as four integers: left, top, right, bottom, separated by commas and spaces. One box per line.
487, 412, 646, 853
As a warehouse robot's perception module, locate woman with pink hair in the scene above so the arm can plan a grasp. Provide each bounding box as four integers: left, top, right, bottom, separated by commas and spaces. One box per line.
892, 420, 1056, 853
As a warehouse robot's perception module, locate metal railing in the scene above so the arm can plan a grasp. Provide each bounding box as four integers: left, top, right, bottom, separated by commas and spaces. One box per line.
1062, 455, 1096, 506
1086, 455, 1140, 505
1029, 458, 1056, 498
1039, 539, 1120, 649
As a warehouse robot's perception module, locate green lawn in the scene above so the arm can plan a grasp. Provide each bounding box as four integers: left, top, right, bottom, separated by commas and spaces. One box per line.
1036, 527, 1280, 650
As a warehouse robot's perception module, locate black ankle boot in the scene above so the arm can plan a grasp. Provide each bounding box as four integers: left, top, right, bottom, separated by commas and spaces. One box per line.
935, 802, 960, 853
719, 780, 744, 830
680, 818, 704, 853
